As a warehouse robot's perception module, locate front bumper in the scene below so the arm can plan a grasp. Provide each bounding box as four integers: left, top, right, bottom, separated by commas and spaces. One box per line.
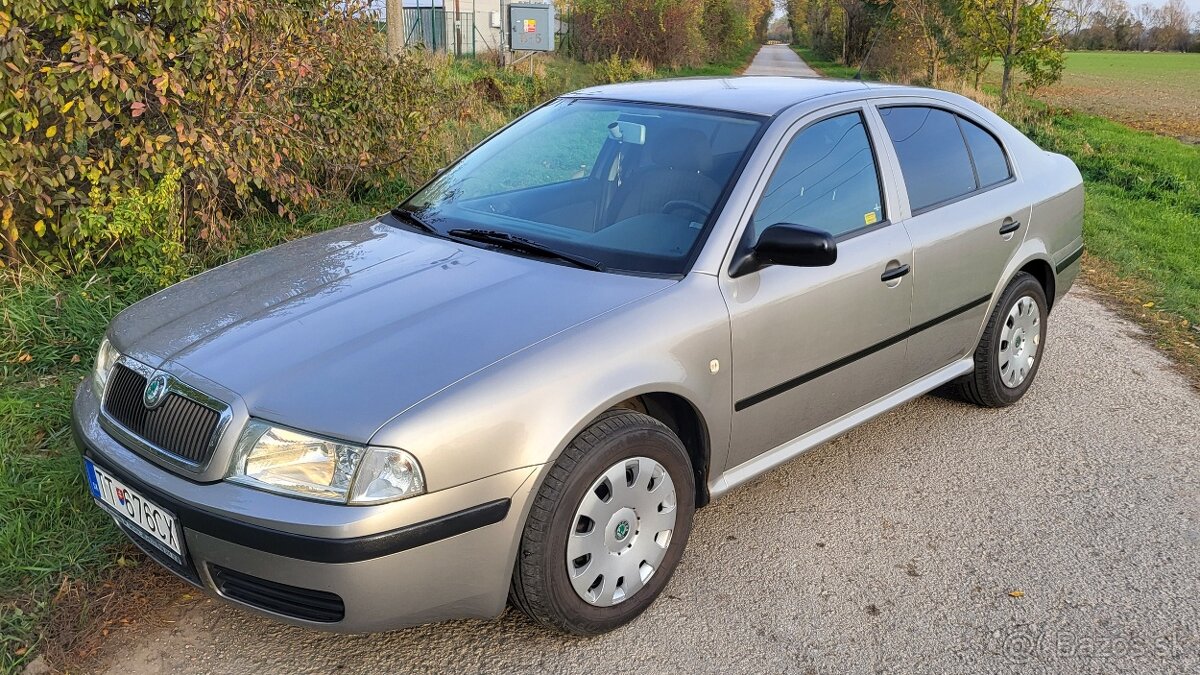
73, 380, 541, 632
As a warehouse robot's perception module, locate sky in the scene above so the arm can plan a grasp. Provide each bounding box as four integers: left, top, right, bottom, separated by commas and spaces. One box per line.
766, 0, 1200, 18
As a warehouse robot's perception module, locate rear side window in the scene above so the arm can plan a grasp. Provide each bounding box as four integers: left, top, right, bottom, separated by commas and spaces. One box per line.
958, 117, 1011, 187
751, 111, 884, 239
878, 106, 975, 212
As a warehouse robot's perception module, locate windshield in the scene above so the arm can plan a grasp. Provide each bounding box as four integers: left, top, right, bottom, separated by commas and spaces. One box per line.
399, 98, 764, 275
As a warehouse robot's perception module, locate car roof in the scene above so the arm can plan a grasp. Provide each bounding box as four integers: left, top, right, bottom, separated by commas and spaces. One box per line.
566, 76, 907, 116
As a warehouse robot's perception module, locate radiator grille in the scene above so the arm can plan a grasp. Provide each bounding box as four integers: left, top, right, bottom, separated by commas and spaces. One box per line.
103, 363, 221, 465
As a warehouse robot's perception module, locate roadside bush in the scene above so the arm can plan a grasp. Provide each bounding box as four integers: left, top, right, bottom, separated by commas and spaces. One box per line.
569, 0, 706, 67
568, 0, 769, 69
70, 169, 190, 292
591, 54, 656, 84
0, 0, 454, 267
703, 0, 771, 62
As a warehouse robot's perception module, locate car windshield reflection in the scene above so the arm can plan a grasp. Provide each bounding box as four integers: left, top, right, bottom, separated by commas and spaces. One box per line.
400, 98, 764, 275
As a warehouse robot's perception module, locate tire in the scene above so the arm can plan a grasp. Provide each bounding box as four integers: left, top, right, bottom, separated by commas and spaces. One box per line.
954, 271, 1048, 408
509, 409, 696, 635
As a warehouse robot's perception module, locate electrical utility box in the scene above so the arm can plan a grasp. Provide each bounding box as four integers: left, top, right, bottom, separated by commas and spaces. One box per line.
508, 3, 555, 52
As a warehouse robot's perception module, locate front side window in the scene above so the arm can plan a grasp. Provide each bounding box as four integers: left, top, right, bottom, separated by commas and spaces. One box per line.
401, 98, 763, 275
878, 106, 976, 212
750, 111, 884, 240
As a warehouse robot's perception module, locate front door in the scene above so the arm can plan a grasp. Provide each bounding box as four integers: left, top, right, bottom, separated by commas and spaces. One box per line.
721, 108, 914, 469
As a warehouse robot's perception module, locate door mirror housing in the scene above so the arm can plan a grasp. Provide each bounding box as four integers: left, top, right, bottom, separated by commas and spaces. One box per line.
730, 223, 837, 277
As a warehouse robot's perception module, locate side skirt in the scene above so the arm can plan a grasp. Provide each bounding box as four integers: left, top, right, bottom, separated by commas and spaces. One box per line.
709, 357, 974, 499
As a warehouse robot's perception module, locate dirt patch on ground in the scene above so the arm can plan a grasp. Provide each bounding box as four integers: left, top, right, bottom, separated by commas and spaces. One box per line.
997, 52, 1200, 143
32, 548, 195, 673
1040, 84, 1200, 142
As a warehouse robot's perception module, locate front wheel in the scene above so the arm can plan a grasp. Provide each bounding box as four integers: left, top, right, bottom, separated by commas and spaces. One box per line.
509, 410, 695, 635
954, 271, 1049, 407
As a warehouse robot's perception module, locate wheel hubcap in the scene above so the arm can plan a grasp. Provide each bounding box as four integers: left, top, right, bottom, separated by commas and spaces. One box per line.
998, 295, 1041, 388
567, 456, 677, 607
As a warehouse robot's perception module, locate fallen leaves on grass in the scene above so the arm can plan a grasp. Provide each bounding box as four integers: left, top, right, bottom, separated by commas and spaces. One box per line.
39, 547, 199, 672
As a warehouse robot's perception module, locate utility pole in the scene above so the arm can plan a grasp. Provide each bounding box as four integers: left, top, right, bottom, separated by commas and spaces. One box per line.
386, 0, 405, 58
454, 0, 462, 56
501, 0, 511, 67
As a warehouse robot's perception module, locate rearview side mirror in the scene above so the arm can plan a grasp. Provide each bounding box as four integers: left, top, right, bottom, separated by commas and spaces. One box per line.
730, 223, 837, 277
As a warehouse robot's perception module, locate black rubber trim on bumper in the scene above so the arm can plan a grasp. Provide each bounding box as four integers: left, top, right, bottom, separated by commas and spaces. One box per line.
1056, 245, 1084, 274
82, 449, 511, 564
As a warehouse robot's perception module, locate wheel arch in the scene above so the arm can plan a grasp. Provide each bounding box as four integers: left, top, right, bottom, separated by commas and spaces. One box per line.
610, 392, 712, 508
1018, 257, 1056, 311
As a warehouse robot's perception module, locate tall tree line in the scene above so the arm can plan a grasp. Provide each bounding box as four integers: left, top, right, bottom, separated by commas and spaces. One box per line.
1059, 0, 1198, 51
789, 0, 1197, 104
789, 0, 1067, 103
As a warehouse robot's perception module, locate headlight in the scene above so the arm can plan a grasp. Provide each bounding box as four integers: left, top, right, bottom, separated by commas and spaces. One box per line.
348, 447, 426, 505
93, 337, 120, 400
229, 421, 425, 504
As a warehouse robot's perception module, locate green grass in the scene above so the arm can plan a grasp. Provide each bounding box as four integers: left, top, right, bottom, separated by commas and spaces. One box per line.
666, 41, 760, 77
1020, 111, 1200, 325
0, 273, 133, 671
791, 46, 859, 79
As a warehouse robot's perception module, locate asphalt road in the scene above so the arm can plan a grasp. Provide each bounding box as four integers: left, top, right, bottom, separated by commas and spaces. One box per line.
746, 44, 819, 77
91, 51, 1199, 675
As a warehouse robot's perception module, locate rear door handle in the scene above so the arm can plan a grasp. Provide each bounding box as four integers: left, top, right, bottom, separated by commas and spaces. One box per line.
999, 219, 1021, 236
880, 264, 910, 282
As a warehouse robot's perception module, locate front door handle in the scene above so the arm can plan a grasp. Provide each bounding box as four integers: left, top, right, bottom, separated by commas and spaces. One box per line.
880, 263, 910, 283
999, 219, 1021, 236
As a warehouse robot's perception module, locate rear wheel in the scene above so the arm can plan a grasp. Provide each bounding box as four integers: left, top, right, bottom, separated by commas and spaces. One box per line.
510, 410, 695, 635
954, 272, 1048, 407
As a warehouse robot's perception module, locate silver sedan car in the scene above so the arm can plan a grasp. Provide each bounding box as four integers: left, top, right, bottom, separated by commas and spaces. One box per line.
73, 77, 1083, 635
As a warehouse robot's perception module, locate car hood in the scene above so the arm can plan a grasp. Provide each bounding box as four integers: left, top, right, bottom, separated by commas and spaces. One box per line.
110, 219, 673, 442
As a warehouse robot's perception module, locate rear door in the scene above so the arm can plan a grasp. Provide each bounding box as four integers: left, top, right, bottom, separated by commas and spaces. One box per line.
873, 103, 1030, 381
720, 105, 913, 469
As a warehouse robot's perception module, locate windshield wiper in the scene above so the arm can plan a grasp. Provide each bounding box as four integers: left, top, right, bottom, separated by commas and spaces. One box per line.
446, 228, 606, 272
388, 207, 440, 236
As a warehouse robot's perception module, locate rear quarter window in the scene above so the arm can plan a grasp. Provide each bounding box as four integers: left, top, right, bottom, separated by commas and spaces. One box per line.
958, 117, 1012, 187
878, 106, 976, 212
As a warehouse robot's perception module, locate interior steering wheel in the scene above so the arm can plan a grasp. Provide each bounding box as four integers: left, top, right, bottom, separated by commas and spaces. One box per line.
662, 199, 711, 223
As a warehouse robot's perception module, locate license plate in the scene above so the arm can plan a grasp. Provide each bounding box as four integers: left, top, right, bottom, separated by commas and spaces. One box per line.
85, 458, 183, 559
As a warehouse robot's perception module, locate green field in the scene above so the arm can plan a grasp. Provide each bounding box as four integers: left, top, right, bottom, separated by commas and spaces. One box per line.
1003, 51, 1200, 142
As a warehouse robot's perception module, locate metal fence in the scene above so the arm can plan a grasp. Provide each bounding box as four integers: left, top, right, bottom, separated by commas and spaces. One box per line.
403, 8, 477, 56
